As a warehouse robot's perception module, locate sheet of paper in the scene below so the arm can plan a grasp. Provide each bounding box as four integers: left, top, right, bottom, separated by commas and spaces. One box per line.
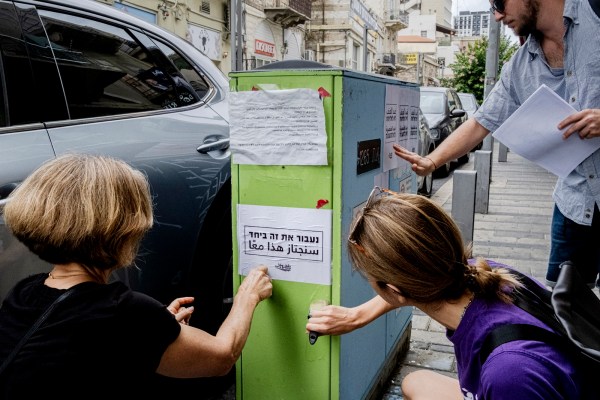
383, 85, 400, 171
229, 88, 328, 165
492, 84, 600, 178
237, 204, 332, 285
383, 85, 419, 172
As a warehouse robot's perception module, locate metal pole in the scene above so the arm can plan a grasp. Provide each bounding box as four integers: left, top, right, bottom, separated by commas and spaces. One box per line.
482, 17, 500, 151
230, 0, 236, 71
235, 0, 243, 71
484, 18, 500, 99
452, 170, 477, 244
474, 150, 492, 214
363, 27, 368, 71
416, 53, 421, 84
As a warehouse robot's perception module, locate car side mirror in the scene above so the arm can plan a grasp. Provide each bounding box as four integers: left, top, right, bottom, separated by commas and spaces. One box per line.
450, 109, 466, 118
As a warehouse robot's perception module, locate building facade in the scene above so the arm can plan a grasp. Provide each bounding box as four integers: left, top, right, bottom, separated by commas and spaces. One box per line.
420, 0, 452, 31
101, 0, 404, 77
96, 0, 311, 76
242, 0, 311, 71
304, 0, 406, 75
454, 11, 490, 37
97, 0, 232, 71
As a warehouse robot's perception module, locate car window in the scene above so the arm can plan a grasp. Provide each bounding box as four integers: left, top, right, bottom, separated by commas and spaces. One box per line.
448, 91, 458, 111
458, 94, 477, 110
147, 37, 210, 100
36, 9, 204, 119
0, 2, 68, 126
420, 91, 444, 114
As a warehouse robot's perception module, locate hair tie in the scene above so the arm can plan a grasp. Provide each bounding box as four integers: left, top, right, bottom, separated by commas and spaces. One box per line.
464, 265, 480, 292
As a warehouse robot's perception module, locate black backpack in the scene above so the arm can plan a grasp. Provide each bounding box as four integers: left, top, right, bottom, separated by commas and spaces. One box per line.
480, 261, 600, 390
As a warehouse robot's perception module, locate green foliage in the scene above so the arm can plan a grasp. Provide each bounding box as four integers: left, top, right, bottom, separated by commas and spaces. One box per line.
443, 36, 518, 103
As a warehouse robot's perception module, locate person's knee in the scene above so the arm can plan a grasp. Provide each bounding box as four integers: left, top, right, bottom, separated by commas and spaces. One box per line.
401, 370, 461, 400
402, 370, 427, 398
402, 370, 438, 398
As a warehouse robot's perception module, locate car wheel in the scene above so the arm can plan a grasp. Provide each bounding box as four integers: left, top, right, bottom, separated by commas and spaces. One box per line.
418, 170, 433, 197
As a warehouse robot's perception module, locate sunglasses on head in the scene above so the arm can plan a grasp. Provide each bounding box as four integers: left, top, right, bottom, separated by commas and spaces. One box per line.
348, 186, 398, 252
490, 0, 505, 14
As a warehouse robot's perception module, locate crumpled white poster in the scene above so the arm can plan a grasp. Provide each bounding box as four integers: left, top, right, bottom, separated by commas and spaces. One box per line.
229, 88, 328, 165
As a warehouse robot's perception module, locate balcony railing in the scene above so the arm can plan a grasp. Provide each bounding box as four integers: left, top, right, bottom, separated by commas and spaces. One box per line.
264, 0, 312, 28
384, 10, 409, 31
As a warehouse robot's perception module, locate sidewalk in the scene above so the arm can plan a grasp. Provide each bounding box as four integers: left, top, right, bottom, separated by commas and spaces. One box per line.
379, 143, 558, 400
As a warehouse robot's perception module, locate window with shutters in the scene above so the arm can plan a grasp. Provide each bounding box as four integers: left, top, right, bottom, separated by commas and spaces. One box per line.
201, 1, 210, 14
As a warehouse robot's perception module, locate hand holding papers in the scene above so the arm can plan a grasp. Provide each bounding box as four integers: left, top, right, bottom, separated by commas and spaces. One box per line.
492, 84, 600, 178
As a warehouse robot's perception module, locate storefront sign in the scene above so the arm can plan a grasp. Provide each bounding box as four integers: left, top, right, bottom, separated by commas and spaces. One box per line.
405, 53, 417, 64
255, 39, 275, 57
350, 0, 377, 30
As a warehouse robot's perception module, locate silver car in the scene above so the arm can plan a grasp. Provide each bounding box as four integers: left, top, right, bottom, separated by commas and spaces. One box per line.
0, 0, 233, 377
457, 92, 480, 118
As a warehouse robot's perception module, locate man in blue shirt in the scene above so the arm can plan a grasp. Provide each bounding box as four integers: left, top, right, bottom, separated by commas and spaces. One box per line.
395, 0, 600, 288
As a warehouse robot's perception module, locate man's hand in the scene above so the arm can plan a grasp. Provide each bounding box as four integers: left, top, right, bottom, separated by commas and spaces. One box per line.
393, 144, 437, 176
560, 109, 600, 139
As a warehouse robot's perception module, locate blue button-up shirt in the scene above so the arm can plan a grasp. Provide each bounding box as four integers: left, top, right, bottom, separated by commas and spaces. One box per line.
475, 0, 600, 225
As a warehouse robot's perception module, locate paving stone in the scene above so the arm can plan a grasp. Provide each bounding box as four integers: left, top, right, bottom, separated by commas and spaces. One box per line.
410, 314, 430, 330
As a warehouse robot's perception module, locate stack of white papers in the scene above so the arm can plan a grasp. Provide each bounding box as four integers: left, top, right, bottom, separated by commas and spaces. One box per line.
492, 84, 600, 178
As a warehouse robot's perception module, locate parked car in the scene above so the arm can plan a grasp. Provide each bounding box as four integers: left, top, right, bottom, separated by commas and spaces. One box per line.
0, 0, 232, 393
457, 92, 480, 118
419, 86, 468, 176
417, 108, 436, 197
458, 92, 483, 151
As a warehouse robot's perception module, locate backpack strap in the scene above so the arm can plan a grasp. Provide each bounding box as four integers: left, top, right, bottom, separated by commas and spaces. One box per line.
480, 323, 570, 365
507, 270, 565, 335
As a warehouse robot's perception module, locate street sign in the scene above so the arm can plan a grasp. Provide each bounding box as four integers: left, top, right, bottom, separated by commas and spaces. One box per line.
404, 53, 417, 64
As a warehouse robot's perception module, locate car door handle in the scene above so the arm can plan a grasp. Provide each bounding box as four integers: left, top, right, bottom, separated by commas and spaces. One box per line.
196, 138, 230, 154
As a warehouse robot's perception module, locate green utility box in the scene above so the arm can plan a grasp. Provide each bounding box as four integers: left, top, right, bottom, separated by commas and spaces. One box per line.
229, 64, 419, 400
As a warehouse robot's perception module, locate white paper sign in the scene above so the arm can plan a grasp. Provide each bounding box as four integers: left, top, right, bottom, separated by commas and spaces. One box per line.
229, 89, 328, 165
383, 85, 400, 172
383, 85, 418, 172
236, 204, 332, 285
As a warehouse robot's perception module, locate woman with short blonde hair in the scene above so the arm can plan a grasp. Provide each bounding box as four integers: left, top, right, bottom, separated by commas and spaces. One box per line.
5, 153, 153, 282
0, 153, 272, 398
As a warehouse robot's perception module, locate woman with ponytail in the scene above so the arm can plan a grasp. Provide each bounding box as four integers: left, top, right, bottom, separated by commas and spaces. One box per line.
306, 188, 588, 400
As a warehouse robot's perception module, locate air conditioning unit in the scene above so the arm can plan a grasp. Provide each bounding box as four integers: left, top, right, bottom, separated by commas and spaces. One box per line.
382, 53, 396, 64
304, 49, 315, 61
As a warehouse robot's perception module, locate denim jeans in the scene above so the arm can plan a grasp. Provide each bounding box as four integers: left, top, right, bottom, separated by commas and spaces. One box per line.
546, 205, 600, 287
